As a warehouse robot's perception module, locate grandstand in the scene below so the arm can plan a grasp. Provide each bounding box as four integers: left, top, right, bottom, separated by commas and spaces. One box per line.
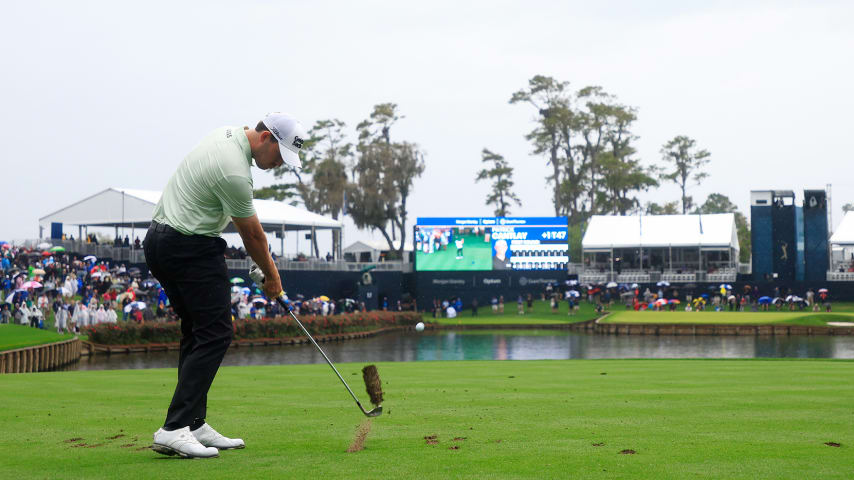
580, 214, 739, 284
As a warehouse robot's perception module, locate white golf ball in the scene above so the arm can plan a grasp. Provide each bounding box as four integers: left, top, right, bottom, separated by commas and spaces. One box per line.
415, 322, 425, 332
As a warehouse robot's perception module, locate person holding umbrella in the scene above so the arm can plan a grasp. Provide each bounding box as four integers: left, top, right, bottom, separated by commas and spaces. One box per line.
145, 113, 305, 458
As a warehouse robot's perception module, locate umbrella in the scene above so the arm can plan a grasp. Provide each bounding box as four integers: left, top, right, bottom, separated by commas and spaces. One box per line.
606, 282, 618, 288
83, 255, 97, 262
818, 288, 828, 293
231, 285, 241, 293
566, 280, 578, 286
668, 299, 681, 304
251, 298, 268, 305
4, 292, 15, 303
656, 281, 670, 287
128, 267, 141, 274
49, 246, 66, 253
22, 280, 42, 289
758, 296, 772, 304
654, 298, 668, 306
123, 301, 146, 313
91, 271, 102, 278
230, 277, 245, 284
568, 290, 580, 298
720, 284, 733, 290
241, 287, 251, 295
701, 293, 709, 299
785, 295, 794, 302
772, 297, 783, 305
41, 251, 52, 257
31, 268, 46, 275
37, 242, 52, 250
631, 283, 639, 289
728, 295, 736, 301
319, 295, 330, 301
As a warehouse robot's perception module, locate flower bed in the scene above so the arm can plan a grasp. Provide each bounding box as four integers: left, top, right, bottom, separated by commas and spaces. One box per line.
83, 311, 422, 345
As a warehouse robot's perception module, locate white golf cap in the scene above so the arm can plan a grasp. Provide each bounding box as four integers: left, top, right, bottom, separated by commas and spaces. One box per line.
262, 112, 307, 168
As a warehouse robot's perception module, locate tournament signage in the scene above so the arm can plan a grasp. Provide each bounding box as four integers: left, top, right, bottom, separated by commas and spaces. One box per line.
414, 217, 569, 272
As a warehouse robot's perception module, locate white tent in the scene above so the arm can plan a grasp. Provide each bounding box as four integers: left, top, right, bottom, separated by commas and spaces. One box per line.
39, 187, 341, 232
38, 187, 342, 257
583, 214, 739, 250
344, 239, 413, 263
830, 211, 854, 246
581, 213, 739, 273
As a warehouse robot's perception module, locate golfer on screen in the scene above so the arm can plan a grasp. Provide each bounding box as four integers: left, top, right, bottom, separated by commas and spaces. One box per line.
145, 113, 306, 458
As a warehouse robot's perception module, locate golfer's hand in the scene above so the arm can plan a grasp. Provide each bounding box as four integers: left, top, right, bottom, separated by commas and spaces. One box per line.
263, 279, 283, 300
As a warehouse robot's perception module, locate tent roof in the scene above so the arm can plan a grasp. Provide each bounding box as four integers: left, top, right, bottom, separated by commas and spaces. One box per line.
38, 187, 341, 232
582, 214, 739, 250
830, 211, 854, 245
344, 239, 413, 253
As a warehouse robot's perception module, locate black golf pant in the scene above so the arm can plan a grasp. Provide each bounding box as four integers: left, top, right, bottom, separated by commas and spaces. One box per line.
144, 222, 232, 431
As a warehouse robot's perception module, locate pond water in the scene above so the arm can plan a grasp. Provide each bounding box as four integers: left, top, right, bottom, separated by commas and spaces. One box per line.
67, 330, 854, 371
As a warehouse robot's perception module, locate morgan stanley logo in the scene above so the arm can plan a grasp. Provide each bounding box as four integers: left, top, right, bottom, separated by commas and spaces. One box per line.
292, 136, 304, 149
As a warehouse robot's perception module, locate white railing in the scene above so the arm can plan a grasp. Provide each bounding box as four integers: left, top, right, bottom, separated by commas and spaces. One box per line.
661, 273, 696, 283
827, 271, 854, 282
616, 273, 651, 283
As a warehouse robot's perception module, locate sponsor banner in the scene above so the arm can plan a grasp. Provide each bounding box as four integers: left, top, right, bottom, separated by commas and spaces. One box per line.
431, 278, 467, 286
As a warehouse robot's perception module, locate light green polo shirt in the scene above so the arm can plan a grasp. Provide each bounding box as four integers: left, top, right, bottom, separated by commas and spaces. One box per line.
152, 126, 256, 237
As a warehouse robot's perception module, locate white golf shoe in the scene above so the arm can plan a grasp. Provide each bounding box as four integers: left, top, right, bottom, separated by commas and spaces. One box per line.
152, 426, 219, 458
191, 423, 245, 450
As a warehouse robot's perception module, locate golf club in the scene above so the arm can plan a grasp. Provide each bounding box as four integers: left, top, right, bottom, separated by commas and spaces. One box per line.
249, 265, 382, 418
278, 296, 382, 417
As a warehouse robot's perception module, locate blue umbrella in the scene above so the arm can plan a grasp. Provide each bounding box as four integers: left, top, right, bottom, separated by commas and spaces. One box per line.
701, 293, 709, 299
758, 296, 772, 305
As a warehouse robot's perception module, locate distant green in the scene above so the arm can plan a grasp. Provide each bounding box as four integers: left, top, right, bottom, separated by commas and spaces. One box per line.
0, 324, 74, 351
428, 298, 599, 325
602, 310, 854, 326
1, 360, 852, 479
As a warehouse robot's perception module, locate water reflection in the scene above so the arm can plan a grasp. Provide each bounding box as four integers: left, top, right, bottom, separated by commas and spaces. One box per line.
68, 330, 854, 371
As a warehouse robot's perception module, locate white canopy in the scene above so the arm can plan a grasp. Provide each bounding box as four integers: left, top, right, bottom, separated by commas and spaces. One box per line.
830, 211, 854, 246
582, 214, 739, 251
38, 187, 342, 233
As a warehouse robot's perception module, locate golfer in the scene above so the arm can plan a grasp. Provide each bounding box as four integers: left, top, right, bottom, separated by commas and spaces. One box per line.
145, 112, 306, 458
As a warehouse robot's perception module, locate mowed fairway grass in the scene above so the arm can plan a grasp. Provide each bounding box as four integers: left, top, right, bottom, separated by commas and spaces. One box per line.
1, 360, 852, 479
602, 310, 854, 326
0, 324, 74, 351
431, 299, 599, 325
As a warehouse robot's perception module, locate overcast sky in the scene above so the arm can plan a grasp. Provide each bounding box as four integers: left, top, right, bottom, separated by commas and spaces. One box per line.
2, 1, 853, 254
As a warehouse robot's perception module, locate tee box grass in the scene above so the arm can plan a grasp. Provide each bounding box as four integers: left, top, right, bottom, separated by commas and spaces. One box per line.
1, 359, 851, 479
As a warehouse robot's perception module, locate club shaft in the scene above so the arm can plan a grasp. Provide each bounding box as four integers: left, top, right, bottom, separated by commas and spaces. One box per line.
276, 297, 366, 412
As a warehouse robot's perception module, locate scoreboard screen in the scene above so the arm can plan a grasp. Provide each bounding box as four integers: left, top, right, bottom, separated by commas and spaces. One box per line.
414, 217, 569, 272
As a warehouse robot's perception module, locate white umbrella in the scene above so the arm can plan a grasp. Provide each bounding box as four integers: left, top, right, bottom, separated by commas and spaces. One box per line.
606, 282, 618, 288
37, 242, 52, 250
91, 271, 102, 278
251, 298, 268, 305
83, 255, 97, 262
123, 301, 146, 313
656, 281, 670, 287
568, 290, 580, 298
631, 283, 639, 289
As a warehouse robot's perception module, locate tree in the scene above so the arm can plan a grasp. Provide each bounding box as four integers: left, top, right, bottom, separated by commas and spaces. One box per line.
510, 75, 571, 218
697, 193, 751, 264
511, 77, 655, 222
475, 148, 521, 216
349, 104, 425, 259
644, 201, 680, 215
659, 136, 711, 214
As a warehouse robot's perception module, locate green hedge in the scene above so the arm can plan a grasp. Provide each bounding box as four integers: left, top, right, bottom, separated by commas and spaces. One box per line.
83, 311, 422, 345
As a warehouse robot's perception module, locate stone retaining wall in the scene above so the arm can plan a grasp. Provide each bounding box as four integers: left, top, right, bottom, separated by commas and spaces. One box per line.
0, 338, 82, 374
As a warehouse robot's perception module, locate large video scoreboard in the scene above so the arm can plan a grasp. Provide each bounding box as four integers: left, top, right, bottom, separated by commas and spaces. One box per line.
414, 217, 569, 272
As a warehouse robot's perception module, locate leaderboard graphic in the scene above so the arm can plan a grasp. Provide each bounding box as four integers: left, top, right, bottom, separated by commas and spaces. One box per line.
414, 217, 569, 272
